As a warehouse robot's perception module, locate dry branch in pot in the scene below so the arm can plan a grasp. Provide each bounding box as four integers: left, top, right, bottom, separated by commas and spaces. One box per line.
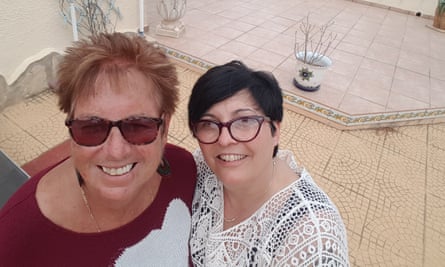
293, 15, 337, 91
294, 15, 337, 66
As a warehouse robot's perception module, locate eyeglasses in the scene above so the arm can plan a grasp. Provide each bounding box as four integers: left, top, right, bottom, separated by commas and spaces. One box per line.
65, 116, 163, 146
191, 115, 270, 144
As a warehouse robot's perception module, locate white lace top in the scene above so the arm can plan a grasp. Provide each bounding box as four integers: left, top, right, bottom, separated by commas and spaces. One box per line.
190, 149, 349, 266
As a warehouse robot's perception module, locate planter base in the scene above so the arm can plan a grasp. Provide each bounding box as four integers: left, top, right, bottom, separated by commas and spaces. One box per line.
156, 23, 185, 38
293, 78, 320, 91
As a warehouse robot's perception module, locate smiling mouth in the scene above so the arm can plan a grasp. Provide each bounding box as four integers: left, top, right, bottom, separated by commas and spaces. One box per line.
218, 154, 246, 162
101, 163, 135, 176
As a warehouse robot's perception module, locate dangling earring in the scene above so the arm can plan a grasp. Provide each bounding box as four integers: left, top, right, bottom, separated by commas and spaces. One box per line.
76, 170, 84, 186
157, 157, 171, 176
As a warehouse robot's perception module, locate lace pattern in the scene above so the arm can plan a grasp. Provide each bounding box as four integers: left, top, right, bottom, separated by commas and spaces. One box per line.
190, 150, 349, 266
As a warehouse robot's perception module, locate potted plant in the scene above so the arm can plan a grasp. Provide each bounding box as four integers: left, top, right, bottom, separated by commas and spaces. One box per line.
59, 0, 121, 38
433, 0, 445, 30
293, 15, 337, 91
156, 0, 187, 38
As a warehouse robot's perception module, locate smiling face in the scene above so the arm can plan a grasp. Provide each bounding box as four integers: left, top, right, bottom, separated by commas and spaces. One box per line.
70, 68, 169, 201
198, 89, 280, 189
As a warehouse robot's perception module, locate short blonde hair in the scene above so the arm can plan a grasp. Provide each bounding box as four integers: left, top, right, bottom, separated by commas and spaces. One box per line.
56, 32, 179, 117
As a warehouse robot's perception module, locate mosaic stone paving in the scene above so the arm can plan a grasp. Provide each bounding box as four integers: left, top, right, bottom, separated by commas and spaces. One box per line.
0, 64, 444, 266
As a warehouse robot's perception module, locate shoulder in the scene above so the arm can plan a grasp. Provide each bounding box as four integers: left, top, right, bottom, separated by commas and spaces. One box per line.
269, 175, 349, 265
0, 159, 58, 217
163, 144, 196, 183
164, 144, 195, 169
164, 143, 193, 160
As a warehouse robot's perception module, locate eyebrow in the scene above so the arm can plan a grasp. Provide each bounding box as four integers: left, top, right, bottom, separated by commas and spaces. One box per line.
202, 108, 259, 119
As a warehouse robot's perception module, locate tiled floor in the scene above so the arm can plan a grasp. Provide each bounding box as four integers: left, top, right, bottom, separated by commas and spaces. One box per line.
1, 0, 445, 266
144, 0, 445, 129
1, 64, 444, 266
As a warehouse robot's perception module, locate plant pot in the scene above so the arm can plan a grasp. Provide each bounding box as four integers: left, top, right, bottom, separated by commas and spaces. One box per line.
293, 51, 332, 92
433, 6, 445, 30
156, 0, 187, 38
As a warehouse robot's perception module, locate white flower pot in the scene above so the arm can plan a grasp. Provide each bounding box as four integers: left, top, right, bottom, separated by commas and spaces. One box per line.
156, 0, 187, 38
293, 51, 332, 91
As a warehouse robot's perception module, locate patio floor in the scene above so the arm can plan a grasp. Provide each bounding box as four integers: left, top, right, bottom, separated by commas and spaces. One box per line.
145, 0, 445, 129
0, 0, 444, 266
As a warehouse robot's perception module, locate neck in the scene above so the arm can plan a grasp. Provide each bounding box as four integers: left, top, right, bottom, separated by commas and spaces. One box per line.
77, 171, 161, 231
223, 159, 276, 224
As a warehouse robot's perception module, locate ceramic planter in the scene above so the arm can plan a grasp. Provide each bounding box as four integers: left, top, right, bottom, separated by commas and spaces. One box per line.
156, 0, 187, 38
433, 6, 445, 30
293, 51, 332, 91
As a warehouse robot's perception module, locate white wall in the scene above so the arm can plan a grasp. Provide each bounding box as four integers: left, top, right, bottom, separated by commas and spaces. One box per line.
0, 0, 140, 85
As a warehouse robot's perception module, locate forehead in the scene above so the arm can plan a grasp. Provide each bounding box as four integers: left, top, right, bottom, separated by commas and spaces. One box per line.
204, 89, 261, 118
73, 69, 161, 117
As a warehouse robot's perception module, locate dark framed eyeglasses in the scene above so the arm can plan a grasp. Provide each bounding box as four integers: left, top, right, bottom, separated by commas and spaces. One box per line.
191, 115, 270, 144
65, 116, 163, 146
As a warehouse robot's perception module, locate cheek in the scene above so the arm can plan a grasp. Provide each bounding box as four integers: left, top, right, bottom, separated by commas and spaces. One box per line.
137, 140, 165, 164
71, 142, 96, 161
198, 144, 216, 164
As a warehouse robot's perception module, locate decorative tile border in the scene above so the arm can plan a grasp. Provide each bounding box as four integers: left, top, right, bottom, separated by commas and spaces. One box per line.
282, 92, 445, 129
160, 45, 445, 129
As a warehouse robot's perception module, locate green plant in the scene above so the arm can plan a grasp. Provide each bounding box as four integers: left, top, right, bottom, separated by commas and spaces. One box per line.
294, 15, 337, 66
439, 0, 445, 15
59, 0, 121, 36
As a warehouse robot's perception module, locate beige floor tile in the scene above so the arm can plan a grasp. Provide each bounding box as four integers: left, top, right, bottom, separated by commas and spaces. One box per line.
25, 112, 69, 149
323, 152, 380, 196
279, 109, 305, 147
428, 123, 445, 150
289, 136, 334, 178
347, 82, 390, 107
360, 214, 424, 266
295, 118, 343, 151
0, 114, 22, 143
383, 127, 428, 163
366, 42, 401, 65
386, 92, 429, 111
1, 90, 61, 130
339, 94, 387, 114
428, 145, 445, 172
0, 132, 49, 166
316, 176, 369, 238
168, 101, 192, 144
425, 183, 445, 232
424, 228, 445, 266
376, 148, 426, 208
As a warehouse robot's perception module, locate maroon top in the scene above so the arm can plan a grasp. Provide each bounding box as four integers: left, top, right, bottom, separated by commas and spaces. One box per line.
0, 143, 196, 266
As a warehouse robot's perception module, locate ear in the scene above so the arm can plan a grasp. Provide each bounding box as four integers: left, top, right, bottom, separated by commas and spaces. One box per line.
272, 121, 281, 146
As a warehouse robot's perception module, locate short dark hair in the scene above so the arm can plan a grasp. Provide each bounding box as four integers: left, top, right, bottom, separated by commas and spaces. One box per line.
188, 60, 283, 156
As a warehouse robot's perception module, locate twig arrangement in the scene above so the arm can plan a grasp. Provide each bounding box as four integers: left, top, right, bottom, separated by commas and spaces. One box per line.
294, 15, 337, 66
59, 0, 121, 36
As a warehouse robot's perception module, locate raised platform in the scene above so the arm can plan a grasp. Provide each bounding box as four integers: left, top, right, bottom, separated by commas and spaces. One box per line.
163, 46, 445, 130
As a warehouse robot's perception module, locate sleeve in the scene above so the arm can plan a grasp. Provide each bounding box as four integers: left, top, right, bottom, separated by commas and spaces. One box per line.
269, 201, 349, 266
266, 165, 349, 266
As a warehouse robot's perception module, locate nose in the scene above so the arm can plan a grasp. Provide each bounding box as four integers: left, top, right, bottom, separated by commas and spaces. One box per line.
102, 127, 132, 157
217, 126, 237, 146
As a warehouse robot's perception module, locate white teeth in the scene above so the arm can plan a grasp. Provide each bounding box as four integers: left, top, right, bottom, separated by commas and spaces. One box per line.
219, 154, 245, 162
102, 163, 133, 176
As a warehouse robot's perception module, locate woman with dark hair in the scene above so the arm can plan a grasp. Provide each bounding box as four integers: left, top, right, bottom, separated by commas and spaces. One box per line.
188, 60, 349, 266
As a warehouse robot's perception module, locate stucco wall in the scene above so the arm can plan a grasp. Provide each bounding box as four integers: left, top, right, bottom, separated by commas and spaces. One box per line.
0, 1, 143, 110
0, 1, 139, 85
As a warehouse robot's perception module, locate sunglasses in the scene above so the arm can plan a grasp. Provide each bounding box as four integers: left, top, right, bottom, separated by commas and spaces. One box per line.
65, 116, 163, 146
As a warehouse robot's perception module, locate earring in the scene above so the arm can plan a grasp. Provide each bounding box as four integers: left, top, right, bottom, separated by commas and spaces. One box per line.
157, 157, 171, 176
